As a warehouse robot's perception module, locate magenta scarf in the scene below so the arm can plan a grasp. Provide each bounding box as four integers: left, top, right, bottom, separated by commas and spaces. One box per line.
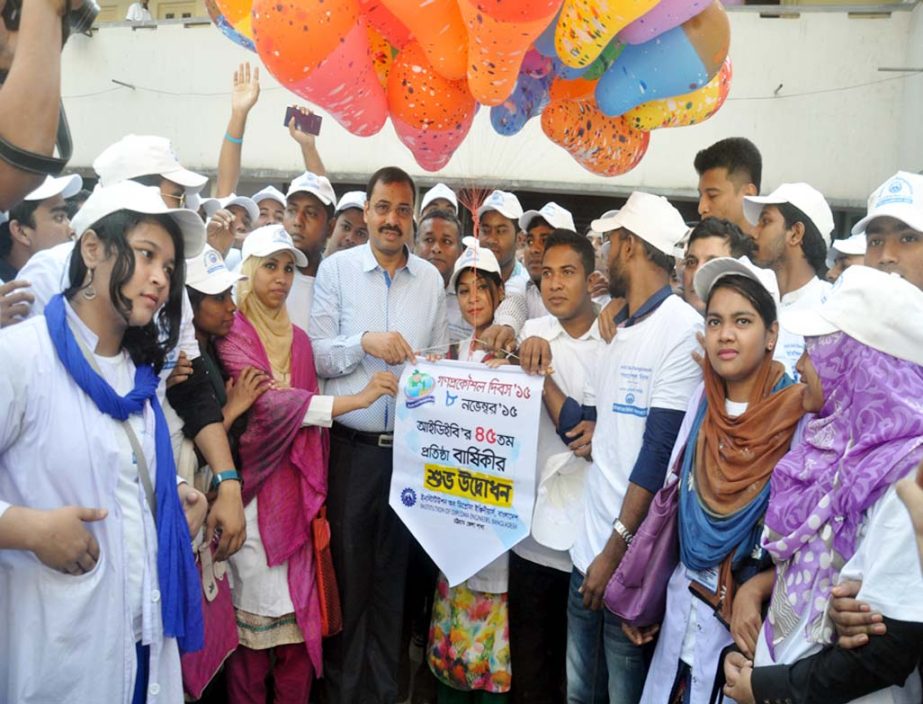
763, 331, 923, 647
215, 312, 329, 674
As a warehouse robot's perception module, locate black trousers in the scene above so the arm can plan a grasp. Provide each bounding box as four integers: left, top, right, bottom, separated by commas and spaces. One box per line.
322, 432, 411, 704
507, 552, 570, 704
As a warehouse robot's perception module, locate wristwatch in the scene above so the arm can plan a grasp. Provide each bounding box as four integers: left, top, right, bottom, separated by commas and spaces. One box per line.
210, 469, 241, 491
612, 518, 634, 546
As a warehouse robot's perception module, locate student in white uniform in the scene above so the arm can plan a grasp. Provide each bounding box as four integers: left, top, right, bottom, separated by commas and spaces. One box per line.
567, 192, 702, 704
631, 257, 807, 704
722, 267, 923, 704
0, 181, 210, 703
512, 230, 606, 704
742, 183, 834, 378
282, 172, 337, 334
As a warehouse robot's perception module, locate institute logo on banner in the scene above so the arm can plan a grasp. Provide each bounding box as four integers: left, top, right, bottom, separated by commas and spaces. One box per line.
401, 487, 417, 507
404, 369, 436, 409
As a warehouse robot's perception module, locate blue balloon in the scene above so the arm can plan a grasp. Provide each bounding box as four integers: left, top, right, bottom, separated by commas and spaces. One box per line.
490, 73, 552, 136
534, 10, 561, 58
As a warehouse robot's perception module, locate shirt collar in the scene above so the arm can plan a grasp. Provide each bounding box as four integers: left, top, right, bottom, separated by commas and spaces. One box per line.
360, 242, 416, 276
614, 285, 673, 328
780, 276, 821, 306
544, 316, 603, 342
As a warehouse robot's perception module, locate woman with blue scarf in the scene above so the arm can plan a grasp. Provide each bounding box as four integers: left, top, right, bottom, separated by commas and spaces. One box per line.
630, 258, 806, 704
0, 181, 207, 703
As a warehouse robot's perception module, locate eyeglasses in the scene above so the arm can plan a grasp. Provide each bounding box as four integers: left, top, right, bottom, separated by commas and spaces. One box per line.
372, 201, 413, 219
161, 191, 186, 208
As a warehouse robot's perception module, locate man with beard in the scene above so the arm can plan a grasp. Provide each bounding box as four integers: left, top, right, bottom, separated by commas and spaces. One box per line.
310, 166, 448, 704
414, 208, 466, 341
567, 192, 702, 704
519, 202, 577, 319
283, 170, 336, 333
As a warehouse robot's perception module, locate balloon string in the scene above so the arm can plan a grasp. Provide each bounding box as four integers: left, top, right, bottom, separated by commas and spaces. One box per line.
414, 338, 520, 362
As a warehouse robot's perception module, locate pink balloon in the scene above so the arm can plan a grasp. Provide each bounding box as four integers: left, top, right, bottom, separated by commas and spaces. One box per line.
290, 20, 388, 137
618, 0, 710, 45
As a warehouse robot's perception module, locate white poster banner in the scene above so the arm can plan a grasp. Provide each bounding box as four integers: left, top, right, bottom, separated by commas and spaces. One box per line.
389, 358, 545, 587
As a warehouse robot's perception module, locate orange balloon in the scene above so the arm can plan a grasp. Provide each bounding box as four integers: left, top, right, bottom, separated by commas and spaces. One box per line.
387, 41, 477, 171
380, 0, 468, 81
252, 0, 359, 86
548, 76, 597, 103
368, 25, 396, 90
359, 0, 412, 49
214, 0, 251, 30
457, 0, 563, 106
541, 98, 650, 176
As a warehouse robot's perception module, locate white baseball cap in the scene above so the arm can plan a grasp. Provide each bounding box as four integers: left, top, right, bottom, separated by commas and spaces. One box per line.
693, 255, 780, 306
93, 135, 208, 193
852, 171, 923, 236
826, 233, 866, 269
251, 185, 287, 208
590, 209, 620, 235
593, 192, 687, 256
519, 201, 576, 232
448, 236, 502, 290
421, 183, 458, 213
477, 190, 523, 222
185, 244, 246, 295
335, 190, 367, 215
71, 180, 206, 257
203, 194, 259, 226
781, 265, 923, 367
743, 183, 834, 247
286, 171, 336, 206
241, 224, 308, 268
24, 174, 83, 202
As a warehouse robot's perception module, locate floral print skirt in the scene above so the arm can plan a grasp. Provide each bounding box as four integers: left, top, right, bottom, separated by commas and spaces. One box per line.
427, 572, 512, 694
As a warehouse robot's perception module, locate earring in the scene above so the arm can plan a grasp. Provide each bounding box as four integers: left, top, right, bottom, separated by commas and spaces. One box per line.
82, 269, 97, 301
767, 343, 775, 351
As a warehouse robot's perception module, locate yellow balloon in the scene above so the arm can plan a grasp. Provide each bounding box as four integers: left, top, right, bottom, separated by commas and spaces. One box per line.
623, 56, 732, 131
555, 0, 659, 69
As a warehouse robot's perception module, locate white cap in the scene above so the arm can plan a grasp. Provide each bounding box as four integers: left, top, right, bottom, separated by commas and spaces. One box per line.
185, 244, 246, 295
593, 192, 687, 256
693, 255, 780, 306
448, 236, 502, 290
421, 183, 458, 213
519, 201, 576, 232
241, 224, 308, 268
251, 185, 287, 208
477, 190, 523, 222
286, 171, 336, 206
335, 190, 367, 215
852, 171, 923, 236
93, 135, 207, 193
743, 183, 835, 247
204, 194, 259, 226
781, 265, 923, 367
826, 233, 867, 268
24, 174, 83, 202
590, 209, 620, 235
71, 181, 206, 257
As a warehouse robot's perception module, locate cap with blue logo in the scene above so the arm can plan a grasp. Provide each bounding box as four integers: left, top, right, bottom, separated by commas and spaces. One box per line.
852, 171, 923, 236
477, 190, 523, 222
286, 171, 337, 207
241, 224, 309, 268
186, 244, 246, 295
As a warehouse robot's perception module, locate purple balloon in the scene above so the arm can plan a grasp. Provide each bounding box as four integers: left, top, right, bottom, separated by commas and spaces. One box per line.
618, 0, 709, 45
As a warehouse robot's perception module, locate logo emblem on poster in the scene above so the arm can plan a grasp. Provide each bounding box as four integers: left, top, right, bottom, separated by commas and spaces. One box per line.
404, 370, 436, 408
401, 487, 417, 507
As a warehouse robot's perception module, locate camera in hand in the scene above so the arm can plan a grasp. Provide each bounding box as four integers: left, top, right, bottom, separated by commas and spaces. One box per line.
2, 0, 100, 40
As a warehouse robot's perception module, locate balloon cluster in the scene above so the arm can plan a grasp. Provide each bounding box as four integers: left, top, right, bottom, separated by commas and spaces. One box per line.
207, 0, 732, 175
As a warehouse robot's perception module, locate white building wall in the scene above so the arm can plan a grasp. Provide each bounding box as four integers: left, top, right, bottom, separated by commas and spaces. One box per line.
62, 5, 921, 206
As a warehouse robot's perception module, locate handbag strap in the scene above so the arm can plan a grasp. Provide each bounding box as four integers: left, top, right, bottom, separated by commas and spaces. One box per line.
66, 318, 158, 517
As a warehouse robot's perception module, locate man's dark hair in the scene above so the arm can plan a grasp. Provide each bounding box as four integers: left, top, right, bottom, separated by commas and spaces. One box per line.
65, 210, 185, 373
777, 202, 828, 278
525, 216, 552, 235
694, 138, 762, 193
620, 229, 675, 276
418, 208, 462, 248
688, 217, 755, 259
543, 229, 595, 278
66, 188, 91, 219
0, 199, 40, 258
366, 166, 416, 204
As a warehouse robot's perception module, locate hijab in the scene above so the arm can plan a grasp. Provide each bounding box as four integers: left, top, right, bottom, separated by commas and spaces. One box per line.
237, 253, 294, 385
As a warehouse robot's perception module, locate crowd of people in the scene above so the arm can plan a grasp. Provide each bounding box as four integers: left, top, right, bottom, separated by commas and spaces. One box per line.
1, 61, 923, 704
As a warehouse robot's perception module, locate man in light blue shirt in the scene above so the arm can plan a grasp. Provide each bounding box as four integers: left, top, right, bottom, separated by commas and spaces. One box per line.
310, 166, 448, 703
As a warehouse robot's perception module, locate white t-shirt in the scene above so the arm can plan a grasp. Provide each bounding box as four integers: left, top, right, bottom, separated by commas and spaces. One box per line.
777, 276, 831, 380
286, 271, 315, 334
445, 287, 473, 343
755, 484, 923, 703
126, 2, 152, 20
571, 295, 703, 574
514, 315, 604, 573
